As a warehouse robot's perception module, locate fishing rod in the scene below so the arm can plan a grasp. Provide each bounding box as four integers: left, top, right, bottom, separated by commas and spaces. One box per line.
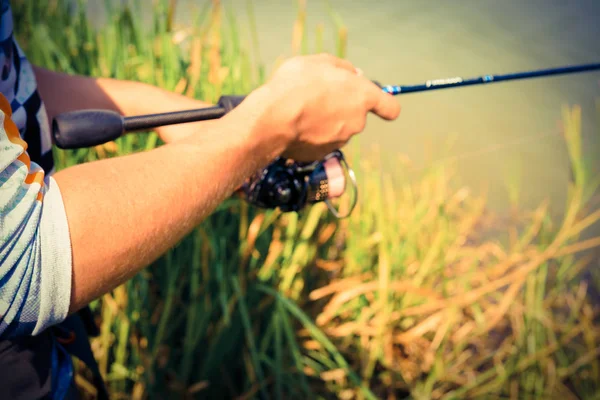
53, 62, 600, 150
51, 62, 600, 218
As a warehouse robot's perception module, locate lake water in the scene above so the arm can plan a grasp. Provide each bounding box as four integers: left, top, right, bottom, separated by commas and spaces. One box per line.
94, 1, 600, 217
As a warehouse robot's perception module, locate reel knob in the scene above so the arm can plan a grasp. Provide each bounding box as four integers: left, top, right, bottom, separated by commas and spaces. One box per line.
275, 185, 292, 204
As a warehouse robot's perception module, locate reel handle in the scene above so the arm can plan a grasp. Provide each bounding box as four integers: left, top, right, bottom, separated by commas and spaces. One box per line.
52, 95, 246, 149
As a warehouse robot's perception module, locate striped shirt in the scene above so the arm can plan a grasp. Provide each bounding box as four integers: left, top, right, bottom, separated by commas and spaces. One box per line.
0, 0, 72, 339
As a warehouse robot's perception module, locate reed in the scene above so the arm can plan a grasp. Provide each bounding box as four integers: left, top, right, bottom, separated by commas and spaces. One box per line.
14, 1, 600, 398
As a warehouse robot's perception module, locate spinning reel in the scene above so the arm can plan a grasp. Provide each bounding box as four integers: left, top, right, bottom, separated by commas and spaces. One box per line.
238, 150, 357, 218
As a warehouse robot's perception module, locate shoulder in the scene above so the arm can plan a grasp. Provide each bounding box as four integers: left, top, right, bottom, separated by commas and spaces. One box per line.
0, 92, 46, 195
0, 0, 54, 173
0, 90, 72, 340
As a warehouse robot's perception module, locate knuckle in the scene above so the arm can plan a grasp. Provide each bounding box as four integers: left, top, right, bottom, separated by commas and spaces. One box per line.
286, 55, 306, 67
341, 122, 356, 137
356, 117, 367, 132
347, 117, 366, 135
363, 87, 378, 109
318, 52, 342, 66
290, 57, 305, 68
359, 91, 371, 109
335, 120, 348, 136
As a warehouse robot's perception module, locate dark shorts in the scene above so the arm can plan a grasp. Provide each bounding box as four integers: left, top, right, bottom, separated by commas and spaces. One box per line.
0, 331, 79, 399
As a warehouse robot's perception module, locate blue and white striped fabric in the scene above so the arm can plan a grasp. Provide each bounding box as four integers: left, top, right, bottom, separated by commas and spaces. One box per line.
0, 0, 72, 340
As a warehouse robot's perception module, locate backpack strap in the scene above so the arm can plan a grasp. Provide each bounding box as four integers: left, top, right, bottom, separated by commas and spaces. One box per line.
50, 335, 75, 400
52, 309, 109, 400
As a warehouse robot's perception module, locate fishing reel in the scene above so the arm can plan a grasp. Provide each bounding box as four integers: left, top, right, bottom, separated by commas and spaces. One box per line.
238, 150, 358, 218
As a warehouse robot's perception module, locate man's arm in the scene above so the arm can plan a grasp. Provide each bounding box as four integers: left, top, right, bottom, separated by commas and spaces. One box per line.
0, 93, 72, 338
55, 54, 401, 314
55, 86, 288, 313
33, 66, 213, 143
4, 54, 399, 328
0, 84, 282, 339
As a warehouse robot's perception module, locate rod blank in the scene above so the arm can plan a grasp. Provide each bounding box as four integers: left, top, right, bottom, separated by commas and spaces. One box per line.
381, 62, 600, 95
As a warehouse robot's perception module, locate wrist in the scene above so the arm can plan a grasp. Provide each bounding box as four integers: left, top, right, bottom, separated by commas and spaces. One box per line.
228, 85, 299, 160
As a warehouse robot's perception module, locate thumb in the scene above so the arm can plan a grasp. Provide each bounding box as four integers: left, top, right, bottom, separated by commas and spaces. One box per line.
369, 84, 401, 121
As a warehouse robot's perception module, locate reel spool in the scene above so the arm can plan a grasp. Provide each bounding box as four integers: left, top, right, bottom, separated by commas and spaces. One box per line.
239, 150, 358, 218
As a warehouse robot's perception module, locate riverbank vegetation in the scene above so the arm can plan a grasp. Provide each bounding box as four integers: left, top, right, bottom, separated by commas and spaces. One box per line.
15, 1, 600, 398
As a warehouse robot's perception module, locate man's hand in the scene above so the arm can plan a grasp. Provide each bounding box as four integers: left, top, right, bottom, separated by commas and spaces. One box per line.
249, 53, 401, 161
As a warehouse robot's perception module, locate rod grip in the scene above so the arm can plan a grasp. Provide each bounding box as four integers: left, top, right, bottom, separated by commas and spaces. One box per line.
52, 95, 247, 150
53, 110, 124, 150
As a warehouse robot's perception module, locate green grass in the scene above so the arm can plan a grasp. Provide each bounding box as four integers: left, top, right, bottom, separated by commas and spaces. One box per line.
14, 1, 600, 399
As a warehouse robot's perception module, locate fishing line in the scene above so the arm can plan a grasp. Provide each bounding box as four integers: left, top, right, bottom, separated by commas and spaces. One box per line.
420, 129, 562, 170
368, 62, 600, 173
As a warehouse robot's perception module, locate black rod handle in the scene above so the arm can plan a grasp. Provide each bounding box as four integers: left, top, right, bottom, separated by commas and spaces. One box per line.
52, 95, 247, 149
123, 106, 225, 132
52, 109, 125, 149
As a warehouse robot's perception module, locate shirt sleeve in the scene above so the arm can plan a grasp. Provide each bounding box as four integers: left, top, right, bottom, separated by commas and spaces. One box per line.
0, 93, 72, 339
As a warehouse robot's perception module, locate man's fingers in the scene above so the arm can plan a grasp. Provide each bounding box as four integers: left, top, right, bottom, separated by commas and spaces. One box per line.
314, 54, 400, 121
313, 53, 358, 74
314, 54, 400, 119
365, 80, 401, 121
374, 94, 401, 121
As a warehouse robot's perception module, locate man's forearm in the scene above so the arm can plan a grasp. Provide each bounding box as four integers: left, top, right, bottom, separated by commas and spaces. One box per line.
33, 66, 214, 143
54, 87, 288, 313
